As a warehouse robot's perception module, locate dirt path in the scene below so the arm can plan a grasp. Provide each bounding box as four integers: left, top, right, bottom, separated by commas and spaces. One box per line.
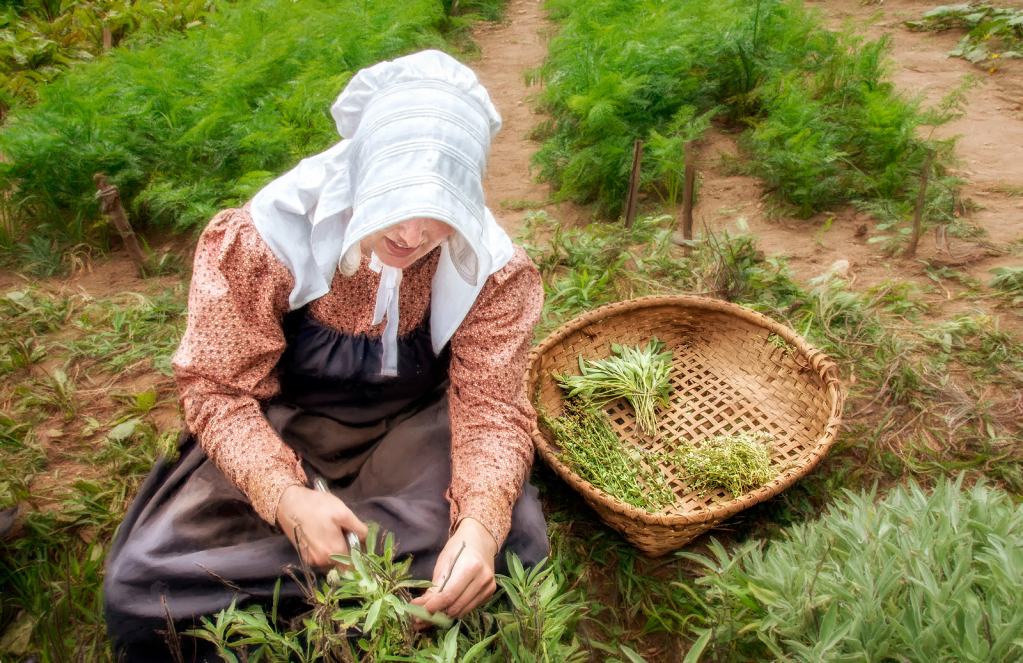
470, 0, 591, 232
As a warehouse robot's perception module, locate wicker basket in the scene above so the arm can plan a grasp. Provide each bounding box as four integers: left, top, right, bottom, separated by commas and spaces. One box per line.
526, 295, 844, 556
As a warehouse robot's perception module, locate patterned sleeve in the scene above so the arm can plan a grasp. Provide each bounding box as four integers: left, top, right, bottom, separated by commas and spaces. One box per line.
447, 246, 544, 547
171, 207, 306, 524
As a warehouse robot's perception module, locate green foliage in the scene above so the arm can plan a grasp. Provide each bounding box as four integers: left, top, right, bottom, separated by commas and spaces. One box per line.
555, 338, 674, 436
60, 290, 186, 374
685, 478, 1023, 662
907, 4, 1023, 66
0, 0, 217, 116
191, 537, 588, 663
0, 283, 187, 660
988, 265, 1023, 306
671, 430, 776, 498
539, 400, 675, 511
531, 0, 957, 221
0, 0, 481, 254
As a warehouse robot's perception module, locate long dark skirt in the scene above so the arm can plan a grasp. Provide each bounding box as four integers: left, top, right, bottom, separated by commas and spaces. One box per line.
103, 393, 549, 661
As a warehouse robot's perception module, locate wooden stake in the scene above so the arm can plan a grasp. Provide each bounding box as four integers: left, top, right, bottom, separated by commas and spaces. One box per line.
94, 173, 147, 271
904, 149, 934, 259
102, 27, 112, 51
624, 139, 644, 229
671, 142, 696, 248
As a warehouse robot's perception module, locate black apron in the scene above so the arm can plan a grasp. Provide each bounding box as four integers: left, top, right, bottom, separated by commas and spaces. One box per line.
103, 310, 549, 658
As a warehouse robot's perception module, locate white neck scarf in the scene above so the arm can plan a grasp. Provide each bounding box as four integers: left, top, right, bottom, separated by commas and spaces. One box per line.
249, 50, 514, 376
368, 253, 403, 376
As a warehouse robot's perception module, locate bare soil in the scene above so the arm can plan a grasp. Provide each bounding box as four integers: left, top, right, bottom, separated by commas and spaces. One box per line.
472, 0, 592, 230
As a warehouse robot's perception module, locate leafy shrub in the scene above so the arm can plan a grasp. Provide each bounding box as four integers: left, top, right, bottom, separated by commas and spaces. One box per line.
531, 0, 957, 219
686, 478, 1023, 662
0, 0, 483, 249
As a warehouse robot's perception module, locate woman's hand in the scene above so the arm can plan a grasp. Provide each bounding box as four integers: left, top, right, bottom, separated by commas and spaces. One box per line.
276, 484, 368, 570
412, 517, 498, 620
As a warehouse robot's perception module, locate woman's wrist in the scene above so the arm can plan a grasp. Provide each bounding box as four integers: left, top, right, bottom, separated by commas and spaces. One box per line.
455, 517, 499, 560
275, 484, 306, 529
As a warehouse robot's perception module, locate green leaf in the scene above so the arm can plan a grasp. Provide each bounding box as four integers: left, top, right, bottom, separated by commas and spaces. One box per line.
682, 629, 712, 663
363, 598, 383, 632
107, 418, 142, 442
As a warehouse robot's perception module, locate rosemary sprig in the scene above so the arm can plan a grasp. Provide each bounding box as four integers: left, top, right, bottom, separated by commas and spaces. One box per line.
540, 400, 676, 511
555, 338, 674, 437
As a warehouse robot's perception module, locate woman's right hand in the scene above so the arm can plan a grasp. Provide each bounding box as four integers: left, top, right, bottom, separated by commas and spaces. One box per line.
276, 484, 369, 570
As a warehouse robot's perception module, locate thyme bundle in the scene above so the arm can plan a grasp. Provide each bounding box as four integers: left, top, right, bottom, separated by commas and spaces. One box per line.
555, 338, 674, 436
672, 430, 777, 497
539, 401, 675, 511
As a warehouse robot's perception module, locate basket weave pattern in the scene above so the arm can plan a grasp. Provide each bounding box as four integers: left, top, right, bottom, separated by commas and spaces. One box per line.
526, 295, 844, 556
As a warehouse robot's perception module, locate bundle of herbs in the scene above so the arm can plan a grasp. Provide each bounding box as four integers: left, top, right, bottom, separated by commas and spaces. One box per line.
539, 400, 675, 511
555, 338, 673, 437
672, 430, 776, 498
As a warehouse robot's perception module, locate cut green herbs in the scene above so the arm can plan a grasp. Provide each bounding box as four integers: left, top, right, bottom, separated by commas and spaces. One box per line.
672, 430, 776, 498
555, 338, 673, 437
540, 400, 675, 511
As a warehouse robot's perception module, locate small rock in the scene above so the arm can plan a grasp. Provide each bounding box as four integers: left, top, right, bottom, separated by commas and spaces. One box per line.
828, 259, 853, 280
0, 505, 18, 540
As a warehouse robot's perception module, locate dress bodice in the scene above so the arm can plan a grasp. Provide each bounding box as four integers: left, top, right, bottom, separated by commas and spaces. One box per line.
276, 308, 451, 426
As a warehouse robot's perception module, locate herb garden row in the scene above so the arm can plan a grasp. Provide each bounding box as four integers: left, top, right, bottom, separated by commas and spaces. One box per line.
2, 0, 1023, 660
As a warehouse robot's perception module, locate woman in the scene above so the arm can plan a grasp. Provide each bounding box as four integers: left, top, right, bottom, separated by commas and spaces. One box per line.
103, 50, 549, 660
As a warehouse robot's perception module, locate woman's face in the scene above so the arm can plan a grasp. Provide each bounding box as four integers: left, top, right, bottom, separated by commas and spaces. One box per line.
363, 217, 454, 270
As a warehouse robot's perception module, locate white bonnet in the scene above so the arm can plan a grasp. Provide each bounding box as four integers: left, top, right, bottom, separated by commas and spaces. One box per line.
331, 50, 502, 141
249, 50, 515, 366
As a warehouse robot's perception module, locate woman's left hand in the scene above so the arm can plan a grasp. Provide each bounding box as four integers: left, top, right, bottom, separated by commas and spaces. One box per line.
412, 517, 498, 620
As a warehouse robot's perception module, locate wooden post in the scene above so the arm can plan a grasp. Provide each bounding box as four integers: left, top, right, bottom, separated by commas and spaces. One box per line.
102, 27, 112, 50
94, 173, 147, 271
681, 145, 695, 240
450, 0, 459, 15
904, 149, 934, 259
624, 139, 644, 229
671, 142, 696, 247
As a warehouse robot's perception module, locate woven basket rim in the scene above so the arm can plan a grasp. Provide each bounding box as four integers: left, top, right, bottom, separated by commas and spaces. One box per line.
526, 294, 845, 529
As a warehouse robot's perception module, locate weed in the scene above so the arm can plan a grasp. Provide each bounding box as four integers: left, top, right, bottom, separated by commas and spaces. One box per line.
988, 265, 1023, 306
540, 400, 675, 510
18, 367, 79, 421
984, 182, 1023, 197
907, 4, 1023, 68
191, 530, 588, 663
500, 199, 547, 211
0, 337, 46, 375
0, 283, 186, 659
